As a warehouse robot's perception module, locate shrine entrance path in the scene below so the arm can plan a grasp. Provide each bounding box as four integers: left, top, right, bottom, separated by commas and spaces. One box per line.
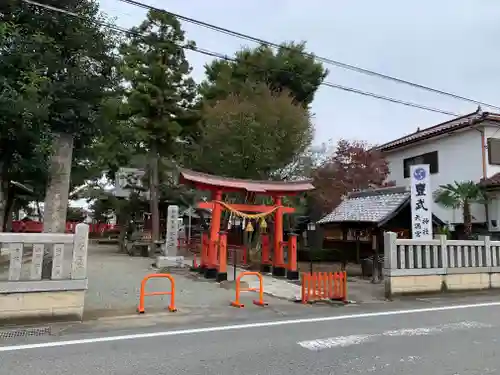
83, 244, 305, 320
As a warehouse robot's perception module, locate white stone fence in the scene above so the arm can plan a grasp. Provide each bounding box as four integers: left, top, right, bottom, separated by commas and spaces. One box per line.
383, 231, 500, 297
384, 232, 500, 275
0, 223, 89, 294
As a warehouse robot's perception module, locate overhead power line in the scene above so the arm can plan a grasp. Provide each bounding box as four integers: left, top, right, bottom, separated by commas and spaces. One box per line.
118, 0, 500, 112
21, 0, 459, 116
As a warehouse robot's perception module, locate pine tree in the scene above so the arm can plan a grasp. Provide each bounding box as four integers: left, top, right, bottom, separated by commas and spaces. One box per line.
121, 10, 197, 253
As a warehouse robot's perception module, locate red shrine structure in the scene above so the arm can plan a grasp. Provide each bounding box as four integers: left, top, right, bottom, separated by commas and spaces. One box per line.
179, 169, 315, 282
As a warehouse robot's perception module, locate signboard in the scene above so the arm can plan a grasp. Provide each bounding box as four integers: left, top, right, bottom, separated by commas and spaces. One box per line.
165, 205, 179, 256
410, 164, 433, 240
114, 167, 147, 198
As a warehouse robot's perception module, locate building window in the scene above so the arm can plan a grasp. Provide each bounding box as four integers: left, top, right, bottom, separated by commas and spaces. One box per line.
403, 151, 439, 178
488, 138, 500, 165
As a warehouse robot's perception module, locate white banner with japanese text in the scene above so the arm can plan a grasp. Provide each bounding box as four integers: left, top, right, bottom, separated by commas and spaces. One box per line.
410, 164, 433, 240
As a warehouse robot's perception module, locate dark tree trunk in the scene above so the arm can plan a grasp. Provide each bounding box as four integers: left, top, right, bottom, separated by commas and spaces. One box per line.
463, 201, 472, 239
371, 233, 380, 283
42, 132, 74, 279
3, 186, 15, 232
148, 142, 160, 257
0, 172, 8, 232
117, 212, 130, 253
36, 201, 43, 221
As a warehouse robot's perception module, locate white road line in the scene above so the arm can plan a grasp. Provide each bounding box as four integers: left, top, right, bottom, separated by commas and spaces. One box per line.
298, 320, 492, 351
1, 301, 500, 352
382, 321, 491, 337
298, 334, 375, 350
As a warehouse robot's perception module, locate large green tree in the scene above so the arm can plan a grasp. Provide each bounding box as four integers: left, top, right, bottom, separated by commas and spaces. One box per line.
1, 0, 120, 237
200, 42, 328, 107
188, 84, 313, 180
0, 21, 51, 231
185, 42, 327, 181
120, 10, 197, 250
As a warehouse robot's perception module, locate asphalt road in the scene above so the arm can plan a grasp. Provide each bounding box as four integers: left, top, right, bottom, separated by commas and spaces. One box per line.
2, 301, 500, 374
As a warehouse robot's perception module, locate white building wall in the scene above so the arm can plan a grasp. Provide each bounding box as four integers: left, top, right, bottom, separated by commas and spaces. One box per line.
384, 128, 485, 225
484, 125, 500, 232
484, 125, 500, 177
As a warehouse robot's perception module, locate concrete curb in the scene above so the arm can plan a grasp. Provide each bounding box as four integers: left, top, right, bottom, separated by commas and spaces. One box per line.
93, 310, 190, 321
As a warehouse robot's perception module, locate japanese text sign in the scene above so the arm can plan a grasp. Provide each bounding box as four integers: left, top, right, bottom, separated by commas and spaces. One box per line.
410, 164, 433, 240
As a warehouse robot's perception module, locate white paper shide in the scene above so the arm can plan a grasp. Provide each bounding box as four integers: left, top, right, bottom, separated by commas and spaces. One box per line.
410, 164, 433, 240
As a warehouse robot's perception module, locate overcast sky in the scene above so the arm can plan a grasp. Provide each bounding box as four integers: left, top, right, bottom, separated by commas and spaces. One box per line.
98, 0, 500, 146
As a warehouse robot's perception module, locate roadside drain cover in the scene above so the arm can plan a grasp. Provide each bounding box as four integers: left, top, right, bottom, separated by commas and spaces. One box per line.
0, 326, 52, 340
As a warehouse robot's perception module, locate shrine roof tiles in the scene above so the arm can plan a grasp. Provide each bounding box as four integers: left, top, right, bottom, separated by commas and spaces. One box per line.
317, 186, 410, 225
480, 172, 500, 187
179, 168, 315, 193
377, 109, 500, 152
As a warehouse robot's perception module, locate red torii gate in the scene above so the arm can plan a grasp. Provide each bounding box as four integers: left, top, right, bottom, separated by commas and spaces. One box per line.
179, 169, 315, 281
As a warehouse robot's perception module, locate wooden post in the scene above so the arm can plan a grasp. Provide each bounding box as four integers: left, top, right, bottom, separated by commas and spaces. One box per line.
216, 231, 228, 282
272, 196, 286, 277
205, 190, 222, 279
286, 233, 299, 280
371, 232, 380, 284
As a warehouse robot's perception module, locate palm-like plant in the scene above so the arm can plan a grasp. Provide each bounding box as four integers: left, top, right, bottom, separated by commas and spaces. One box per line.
433, 181, 487, 238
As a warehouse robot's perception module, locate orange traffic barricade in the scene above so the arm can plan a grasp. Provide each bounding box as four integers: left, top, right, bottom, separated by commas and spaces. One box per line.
138, 273, 177, 314
231, 271, 267, 308
301, 271, 347, 304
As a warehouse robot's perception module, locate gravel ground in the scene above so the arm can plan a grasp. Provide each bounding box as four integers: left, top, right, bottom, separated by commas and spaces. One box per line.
0, 244, 245, 316
1, 243, 384, 318
83, 244, 264, 317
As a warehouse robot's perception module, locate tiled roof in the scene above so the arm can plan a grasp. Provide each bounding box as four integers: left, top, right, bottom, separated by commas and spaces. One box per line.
378, 109, 500, 152
317, 186, 410, 225
480, 173, 500, 187
179, 168, 315, 193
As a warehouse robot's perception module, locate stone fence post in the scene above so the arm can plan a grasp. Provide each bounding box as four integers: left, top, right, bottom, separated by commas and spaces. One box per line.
383, 231, 397, 274
71, 223, 89, 280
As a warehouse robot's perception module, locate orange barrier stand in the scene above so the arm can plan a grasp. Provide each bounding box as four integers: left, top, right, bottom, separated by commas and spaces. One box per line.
301, 271, 347, 304
231, 271, 267, 308
138, 273, 177, 314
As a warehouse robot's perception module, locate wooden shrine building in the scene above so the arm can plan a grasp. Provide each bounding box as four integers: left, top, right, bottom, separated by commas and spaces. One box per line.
317, 186, 444, 263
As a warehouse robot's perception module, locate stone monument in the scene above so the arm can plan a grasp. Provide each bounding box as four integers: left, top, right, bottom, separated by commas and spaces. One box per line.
156, 205, 184, 268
